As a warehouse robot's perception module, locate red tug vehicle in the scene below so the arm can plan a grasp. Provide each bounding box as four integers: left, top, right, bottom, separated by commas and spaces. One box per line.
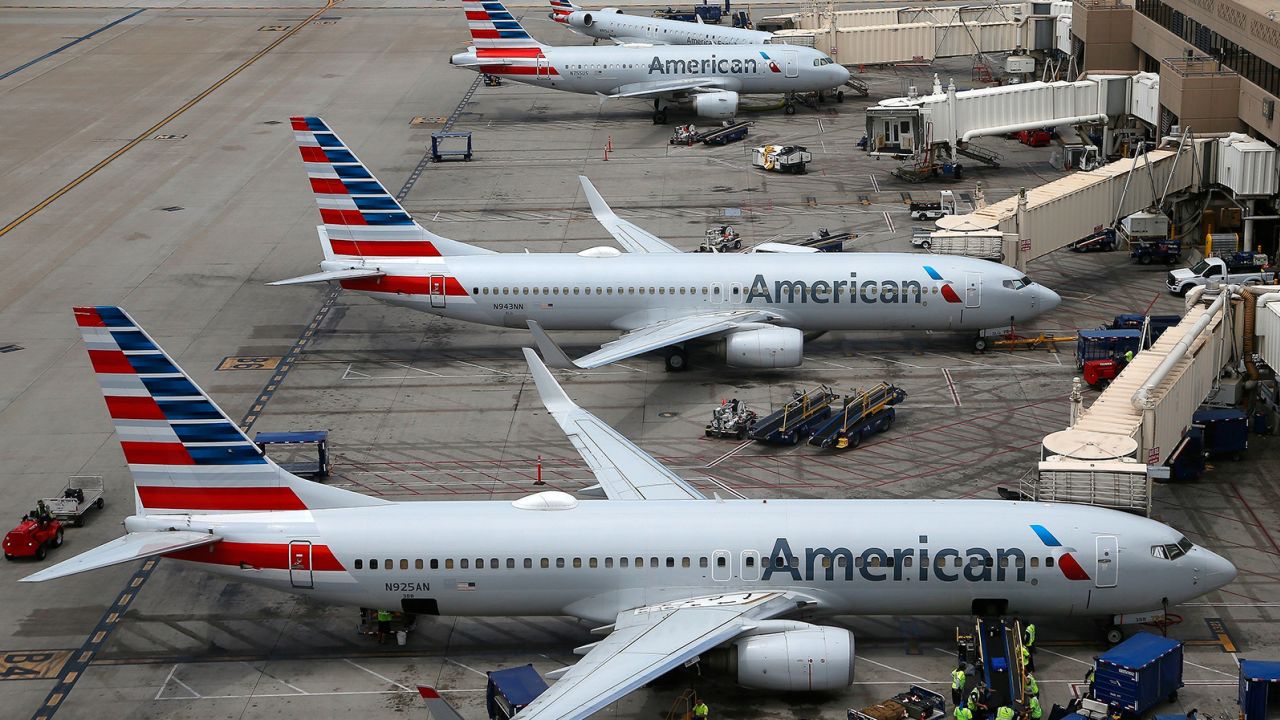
4, 511, 63, 561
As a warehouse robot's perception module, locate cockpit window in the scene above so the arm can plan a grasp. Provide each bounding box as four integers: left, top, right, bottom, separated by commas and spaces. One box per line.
813, 58, 834, 66
1001, 276, 1032, 290
1152, 536, 1194, 560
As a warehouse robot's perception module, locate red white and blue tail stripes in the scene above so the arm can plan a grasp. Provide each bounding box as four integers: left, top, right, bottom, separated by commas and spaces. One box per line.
465, 0, 543, 48
549, 0, 576, 22
75, 307, 385, 514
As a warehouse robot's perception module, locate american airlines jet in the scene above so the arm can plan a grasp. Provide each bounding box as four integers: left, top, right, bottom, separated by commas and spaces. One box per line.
28, 306, 1236, 720
270, 117, 1061, 370
548, 0, 776, 48
450, 0, 848, 121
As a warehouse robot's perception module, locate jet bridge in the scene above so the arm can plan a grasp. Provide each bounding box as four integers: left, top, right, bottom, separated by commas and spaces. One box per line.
865, 73, 1160, 159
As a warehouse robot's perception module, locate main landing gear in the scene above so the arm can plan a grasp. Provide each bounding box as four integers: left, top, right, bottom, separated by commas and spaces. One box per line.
664, 345, 688, 372
784, 92, 797, 115
653, 99, 668, 125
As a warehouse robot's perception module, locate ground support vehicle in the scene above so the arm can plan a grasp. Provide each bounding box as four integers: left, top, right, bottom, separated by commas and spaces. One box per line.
848, 685, 946, 720
670, 124, 699, 146
747, 385, 836, 445
486, 665, 549, 719
1239, 660, 1280, 720
1092, 633, 1183, 716
808, 383, 906, 449
4, 516, 63, 561
893, 159, 965, 183
1192, 408, 1248, 459
753, 145, 810, 174
1069, 227, 1117, 253
430, 131, 473, 162
254, 430, 330, 477
705, 398, 758, 439
991, 332, 1078, 351
1017, 129, 1053, 147
696, 225, 741, 253
654, 0, 723, 23
908, 191, 957, 221
961, 617, 1027, 711
797, 228, 850, 252
41, 476, 105, 526
1130, 239, 1181, 265
1076, 330, 1141, 388
1167, 254, 1278, 295
698, 121, 752, 145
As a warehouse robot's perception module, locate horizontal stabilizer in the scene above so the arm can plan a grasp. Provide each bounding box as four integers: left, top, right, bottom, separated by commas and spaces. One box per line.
417, 687, 465, 720
267, 268, 386, 286
21, 531, 221, 583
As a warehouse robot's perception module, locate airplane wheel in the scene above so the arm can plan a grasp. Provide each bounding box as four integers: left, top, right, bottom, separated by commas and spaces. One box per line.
973, 336, 989, 352
836, 90, 845, 103
52, 529, 63, 548
664, 347, 688, 372
1105, 625, 1124, 646
784, 103, 796, 115
653, 109, 668, 124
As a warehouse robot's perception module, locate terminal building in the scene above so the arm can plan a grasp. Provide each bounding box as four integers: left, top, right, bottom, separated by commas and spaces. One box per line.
1072, 0, 1280, 144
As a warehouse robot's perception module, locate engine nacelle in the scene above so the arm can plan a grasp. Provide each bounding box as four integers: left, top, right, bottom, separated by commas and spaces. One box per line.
600, 7, 623, 13
691, 90, 739, 120
726, 625, 855, 691
724, 326, 802, 368
567, 10, 594, 27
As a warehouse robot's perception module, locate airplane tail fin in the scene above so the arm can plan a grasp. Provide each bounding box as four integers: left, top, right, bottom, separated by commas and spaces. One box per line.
73, 306, 389, 515
548, 0, 578, 22
463, 0, 546, 49
290, 116, 493, 259
418, 687, 466, 720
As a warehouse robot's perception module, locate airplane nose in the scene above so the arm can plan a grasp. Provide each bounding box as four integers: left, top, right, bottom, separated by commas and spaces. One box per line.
1038, 285, 1061, 313
1201, 548, 1238, 591
835, 64, 851, 84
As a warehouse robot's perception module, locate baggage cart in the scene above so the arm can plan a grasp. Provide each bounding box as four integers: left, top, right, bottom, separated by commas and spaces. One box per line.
698, 121, 752, 146
41, 476, 106, 526
1239, 659, 1280, 720
1192, 408, 1248, 459
848, 685, 946, 720
1092, 632, 1183, 716
486, 664, 549, 719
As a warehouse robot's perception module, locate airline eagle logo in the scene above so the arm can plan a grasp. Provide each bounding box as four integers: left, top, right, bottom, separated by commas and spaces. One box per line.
1030, 524, 1092, 581
759, 51, 782, 73
923, 265, 963, 304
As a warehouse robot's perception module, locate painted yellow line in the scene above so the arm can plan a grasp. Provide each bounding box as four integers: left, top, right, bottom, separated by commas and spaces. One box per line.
0, 0, 339, 239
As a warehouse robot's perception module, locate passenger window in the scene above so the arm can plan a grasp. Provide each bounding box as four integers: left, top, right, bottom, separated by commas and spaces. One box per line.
460, 559, 469, 569
682, 557, 691, 568
745, 556, 756, 567
904, 557, 913, 567
650, 557, 659, 567
869, 557, 881, 567
371, 559, 379, 570
475, 558, 483, 568
490, 558, 498, 569
590, 558, 598, 568
524, 558, 532, 569
885, 557, 894, 568
400, 559, 408, 570
999, 557, 1009, 568
635, 556, 643, 567
556, 558, 565, 568
605, 557, 613, 568
620, 557, 629, 567
954, 556, 962, 567
445, 559, 454, 569
855, 557, 864, 568
666, 557, 675, 568
415, 559, 423, 570
573, 558, 582, 568
1046, 557, 1055, 567
821, 557, 832, 568
1030, 557, 1039, 568
385, 559, 392, 571
506, 558, 514, 569
541, 558, 549, 569
355, 559, 363, 570
837, 556, 847, 567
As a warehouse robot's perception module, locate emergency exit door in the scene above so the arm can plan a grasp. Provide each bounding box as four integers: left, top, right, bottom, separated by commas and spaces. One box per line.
964, 272, 981, 308
428, 275, 447, 308
782, 50, 799, 78
289, 541, 314, 589
712, 550, 731, 581
1095, 535, 1117, 588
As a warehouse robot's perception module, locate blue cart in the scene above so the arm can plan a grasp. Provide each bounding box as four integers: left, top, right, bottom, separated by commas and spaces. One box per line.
1239, 660, 1280, 720
486, 665, 548, 720
1076, 329, 1142, 370
1093, 632, 1183, 716
254, 430, 329, 477
431, 131, 473, 162
1192, 408, 1249, 459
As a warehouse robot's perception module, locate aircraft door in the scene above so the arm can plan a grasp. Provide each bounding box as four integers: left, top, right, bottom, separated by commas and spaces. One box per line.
711, 282, 725, 304
536, 55, 550, 79
783, 50, 799, 78
741, 550, 760, 581
429, 275, 447, 308
730, 282, 743, 304
289, 541, 314, 589
1095, 536, 1118, 588
964, 272, 980, 308
712, 550, 731, 581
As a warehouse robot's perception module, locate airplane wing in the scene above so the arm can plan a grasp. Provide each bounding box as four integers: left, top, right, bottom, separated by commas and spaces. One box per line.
523, 348, 705, 500
267, 268, 386, 286
578, 176, 680, 254
516, 592, 799, 720
20, 531, 222, 582
602, 78, 724, 99
417, 687, 464, 720
527, 310, 771, 369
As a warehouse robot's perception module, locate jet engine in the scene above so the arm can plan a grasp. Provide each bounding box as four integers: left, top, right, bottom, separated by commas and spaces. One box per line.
567, 8, 620, 27
724, 326, 802, 368
691, 90, 739, 120
706, 624, 855, 692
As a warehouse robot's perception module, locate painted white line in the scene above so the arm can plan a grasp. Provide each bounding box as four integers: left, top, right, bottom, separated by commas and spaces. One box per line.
1182, 602, 1280, 607
942, 368, 961, 407
1036, 647, 1092, 667
452, 359, 515, 376
156, 664, 198, 700
865, 354, 923, 369
244, 661, 308, 694
700, 475, 749, 500
882, 211, 895, 233
447, 658, 490, 678
858, 656, 931, 683
169, 673, 203, 700
869, 173, 880, 192
705, 440, 752, 468
344, 658, 411, 691
156, 689, 488, 701
1182, 658, 1237, 678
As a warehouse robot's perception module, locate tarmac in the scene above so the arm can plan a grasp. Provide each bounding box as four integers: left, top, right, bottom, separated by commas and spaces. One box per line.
0, 1, 1277, 719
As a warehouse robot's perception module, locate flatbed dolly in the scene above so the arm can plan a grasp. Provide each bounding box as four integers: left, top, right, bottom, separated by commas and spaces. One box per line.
42, 476, 106, 527
747, 385, 837, 445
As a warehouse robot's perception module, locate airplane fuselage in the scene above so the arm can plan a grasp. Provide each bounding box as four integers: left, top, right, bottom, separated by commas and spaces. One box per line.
560, 10, 774, 45
455, 43, 849, 95
144, 498, 1231, 625
332, 251, 1057, 333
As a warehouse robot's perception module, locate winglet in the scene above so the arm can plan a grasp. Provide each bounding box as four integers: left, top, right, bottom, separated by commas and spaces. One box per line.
578, 175, 618, 226
417, 686, 464, 720
522, 347, 577, 413
526, 321, 582, 369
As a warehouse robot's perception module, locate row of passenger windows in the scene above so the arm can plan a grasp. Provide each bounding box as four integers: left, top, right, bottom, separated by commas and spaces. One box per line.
471, 285, 953, 297
352, 554, 1058, 571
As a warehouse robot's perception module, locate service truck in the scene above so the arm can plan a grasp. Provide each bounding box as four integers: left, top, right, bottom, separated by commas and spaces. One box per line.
908, 191, 957, 221
1166, 253, 1277, 295
912, 229, 1004, 261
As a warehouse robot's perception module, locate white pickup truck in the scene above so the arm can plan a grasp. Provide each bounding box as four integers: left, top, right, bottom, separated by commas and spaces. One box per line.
1166, 255, 1278, 295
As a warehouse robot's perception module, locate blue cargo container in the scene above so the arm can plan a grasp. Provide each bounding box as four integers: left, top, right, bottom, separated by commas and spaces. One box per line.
1239, 660, 1280, 720
1192, 408, 1249, 458
1076, 330, 1142, 370
1093, 633, 1183, 715
486, 665, 548, 719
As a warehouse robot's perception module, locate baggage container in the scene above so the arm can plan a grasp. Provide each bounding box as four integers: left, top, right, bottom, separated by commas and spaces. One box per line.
1093, 632, 1183, 716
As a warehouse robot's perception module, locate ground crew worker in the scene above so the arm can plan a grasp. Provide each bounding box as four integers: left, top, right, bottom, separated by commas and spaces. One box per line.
969, 683, 991, 720
693, 697, 709, 719
1029, 696, 1043, 720
952, 664, 968, 707
376, 609, 392, 644
1023, 622, 1036, 652
1123, 349, 1135, 364
996, 705, 1014, 720
1020, 643, 1035, 672
1025, 672, 1039, 697
955, 704, 974, 720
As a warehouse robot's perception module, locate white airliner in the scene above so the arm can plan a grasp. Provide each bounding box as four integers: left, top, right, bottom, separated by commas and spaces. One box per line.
449, 0, 848, 121
548, 0, 775, 47
269, 117, 1061, 370
29, 306, 1236, 720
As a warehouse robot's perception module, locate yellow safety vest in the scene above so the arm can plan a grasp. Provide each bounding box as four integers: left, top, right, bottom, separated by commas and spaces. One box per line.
954, 707, 973, 720
952, 669, 966, 689
377, 610, 392, 622
694, 702, 709, 718
1025, 623, 1036, 647
996, 707, 1015, 720
1026, 674, 1039, 695
1030, 698, 1043, 719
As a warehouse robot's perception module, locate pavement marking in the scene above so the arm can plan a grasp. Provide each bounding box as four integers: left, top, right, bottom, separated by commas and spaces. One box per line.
704, 440, 752, 469
0, 8, 145, 81
218, 355, 283, 371
882, 210, 895, 233
869, 173, 880, 192
857, 656, 931, 682
942, 368, 961, 407
445, 658, 489, 678
344, 658, 412, 690
0, 0, 342, 240
241, 286, 340, 431
0, 651, 74, 681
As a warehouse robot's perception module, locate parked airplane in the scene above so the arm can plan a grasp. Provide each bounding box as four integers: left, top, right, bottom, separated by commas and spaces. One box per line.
548, 0, 779, 50
270, 117, 1061, 370
450, 0, 848, 121
28, 305, 1236, 720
